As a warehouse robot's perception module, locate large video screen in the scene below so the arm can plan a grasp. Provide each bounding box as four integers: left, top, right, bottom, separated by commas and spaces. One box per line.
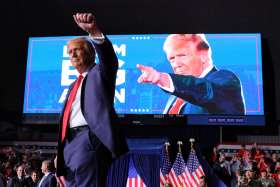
23, 34, 264, 125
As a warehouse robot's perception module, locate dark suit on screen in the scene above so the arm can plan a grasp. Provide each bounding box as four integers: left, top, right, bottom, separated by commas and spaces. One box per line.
56, 37, 128, 187
163, 67, 245, 115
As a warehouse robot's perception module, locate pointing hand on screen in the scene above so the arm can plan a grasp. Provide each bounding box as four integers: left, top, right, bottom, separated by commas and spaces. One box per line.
136, 64, 170, 88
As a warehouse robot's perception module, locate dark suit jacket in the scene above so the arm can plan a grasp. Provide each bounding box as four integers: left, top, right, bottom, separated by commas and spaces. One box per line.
25, 176, 38, 187
56, 37, 128, 176
163, 67, 245, 114
7, 177, 27, 187
38, 173, 57, 187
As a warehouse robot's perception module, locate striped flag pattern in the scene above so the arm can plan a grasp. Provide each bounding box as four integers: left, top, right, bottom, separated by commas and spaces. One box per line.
184, 150, 205, 187
126, 158, 146, 187
168, 152, 187, 187
160, 146, 172, 187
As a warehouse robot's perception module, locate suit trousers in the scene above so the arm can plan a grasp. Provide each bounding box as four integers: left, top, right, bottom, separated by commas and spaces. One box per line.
63, 126, 112, 187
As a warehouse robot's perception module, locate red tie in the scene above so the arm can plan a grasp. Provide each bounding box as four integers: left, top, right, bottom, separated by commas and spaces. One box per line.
168, 97, 186, 114
61, 74, 84, 141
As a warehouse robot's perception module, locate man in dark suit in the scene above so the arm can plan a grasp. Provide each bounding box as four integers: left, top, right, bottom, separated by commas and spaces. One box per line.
38, 160, 57, 187
7, 165, 27, 187
137, 34, 245, 115
25, 170, 39, 187
56, 13, 128, 187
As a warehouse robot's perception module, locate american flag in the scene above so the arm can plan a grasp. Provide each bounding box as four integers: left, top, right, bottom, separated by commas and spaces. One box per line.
184, 150, 205, 187
126, 158, 146, 187
168, 152, 188, 187
160, 146, 172, 187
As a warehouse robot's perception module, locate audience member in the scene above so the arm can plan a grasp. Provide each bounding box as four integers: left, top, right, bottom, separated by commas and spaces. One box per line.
258, 169, 275, 187
213, 152, 231, 186
7, 164, 27, 187
26, 170, 40, 187
37, 160, 57, 187
199, 175, 208, 187
230, 154, 241, 187
239, 169, 262, 187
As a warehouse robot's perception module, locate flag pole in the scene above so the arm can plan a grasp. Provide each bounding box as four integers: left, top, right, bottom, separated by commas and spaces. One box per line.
163, 142, 171, 187
177, 141, 183, 153
165, 142, 170, 154
189, 138, 195, 152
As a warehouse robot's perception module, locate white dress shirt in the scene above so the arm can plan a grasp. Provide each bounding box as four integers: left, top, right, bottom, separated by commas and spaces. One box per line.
69, 72, 88, 128
69, 35, 105, 128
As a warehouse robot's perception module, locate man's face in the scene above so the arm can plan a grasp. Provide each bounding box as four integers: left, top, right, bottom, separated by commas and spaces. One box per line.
31, 172, 38, 182
41, 162, 47, 173
6, 167, 12, 176
67, 40, 90, 73
272, 153, 277, 160
16, 166, 24, 177
165, 39, 205, 77
219, 153, 225, 162
245, 170, 253, 178
260, 171, 267, 178
199, 178, 206, 186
